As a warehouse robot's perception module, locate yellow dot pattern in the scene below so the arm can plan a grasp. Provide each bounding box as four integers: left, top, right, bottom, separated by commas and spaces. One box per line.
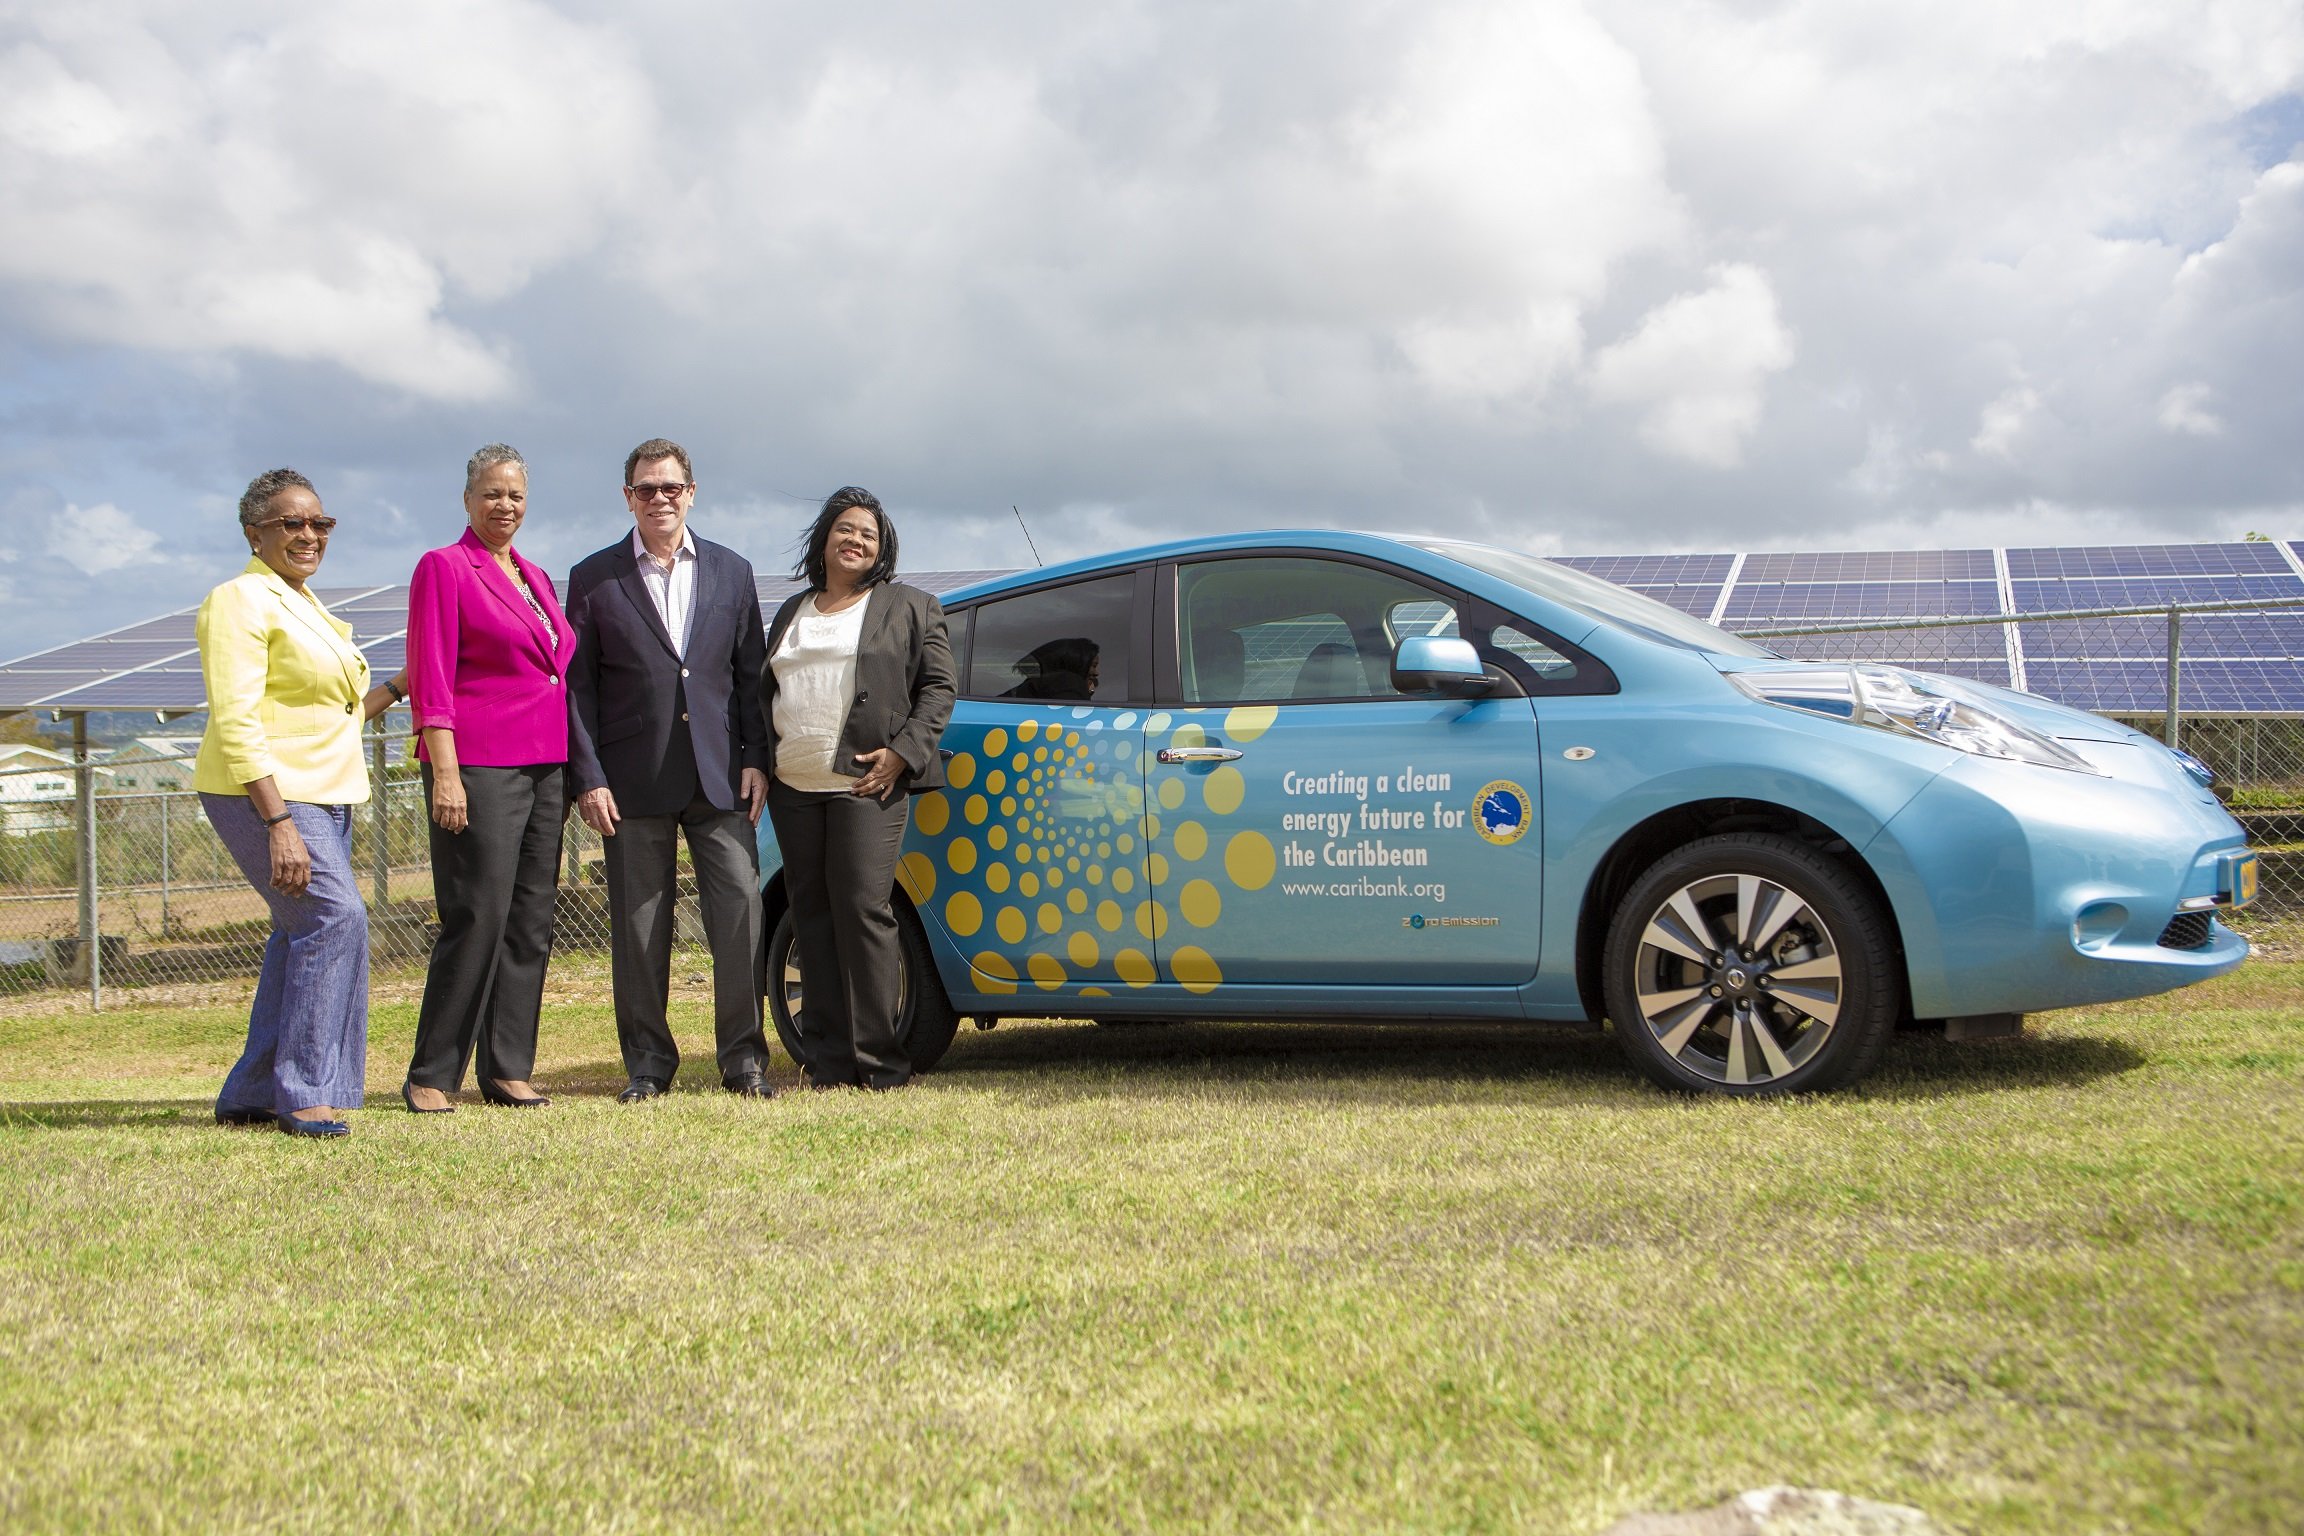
891, 709, 1301, 1005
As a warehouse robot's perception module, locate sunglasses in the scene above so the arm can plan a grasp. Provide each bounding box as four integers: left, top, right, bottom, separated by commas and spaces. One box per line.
626, 482, 692, 503
254, 516, 338, 536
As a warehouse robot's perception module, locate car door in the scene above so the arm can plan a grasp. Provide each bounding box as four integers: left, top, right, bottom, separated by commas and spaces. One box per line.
903, 569, 1151, 999
1139, 553, 1548, 991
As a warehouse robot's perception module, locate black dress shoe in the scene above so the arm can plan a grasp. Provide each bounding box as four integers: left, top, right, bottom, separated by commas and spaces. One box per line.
480, 1079, 550, 1108
401, 1082, 455, 1115
215, 1105, 276, 1127
723, 1070, 774, 1099
617, 1076, 668, 1103
279, 1111, 351, 1138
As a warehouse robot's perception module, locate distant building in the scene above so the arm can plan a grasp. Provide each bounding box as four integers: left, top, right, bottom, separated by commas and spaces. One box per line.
0, 744, 86, 834
98, 738, 203, 794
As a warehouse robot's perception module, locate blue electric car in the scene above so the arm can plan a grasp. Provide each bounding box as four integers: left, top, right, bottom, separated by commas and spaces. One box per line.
757, 531, 2254, 1094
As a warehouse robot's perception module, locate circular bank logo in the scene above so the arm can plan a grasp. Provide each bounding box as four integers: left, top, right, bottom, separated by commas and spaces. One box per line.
1473, 780, 1532, 846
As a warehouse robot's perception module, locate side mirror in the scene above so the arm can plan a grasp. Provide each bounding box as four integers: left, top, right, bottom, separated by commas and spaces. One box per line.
1391, 635, 1493, 697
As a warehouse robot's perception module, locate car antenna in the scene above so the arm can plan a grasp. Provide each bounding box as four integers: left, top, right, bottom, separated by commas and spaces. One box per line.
1012, 504, 1044, 567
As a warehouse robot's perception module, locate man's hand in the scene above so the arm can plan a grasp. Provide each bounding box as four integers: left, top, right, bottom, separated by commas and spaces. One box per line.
740, 767, 769, 826
577, 785, 621, 837
850, 747, 903, 802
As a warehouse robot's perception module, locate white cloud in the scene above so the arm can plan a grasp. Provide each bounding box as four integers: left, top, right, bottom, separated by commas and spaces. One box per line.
2158, 381, 2226, 436
50, 503, 163, 575
1588, 265, 1794, 467
1971, 384, 2043, 460
0, 0, 652, 400
0, 2, 2301, 655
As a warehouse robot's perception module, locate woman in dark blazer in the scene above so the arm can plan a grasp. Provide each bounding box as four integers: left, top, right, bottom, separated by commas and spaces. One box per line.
760, 487, 956, 1090
399, 443, 578, 1113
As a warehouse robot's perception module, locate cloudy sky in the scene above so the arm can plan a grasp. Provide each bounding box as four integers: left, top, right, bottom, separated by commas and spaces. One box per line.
2, 0, 2300, 657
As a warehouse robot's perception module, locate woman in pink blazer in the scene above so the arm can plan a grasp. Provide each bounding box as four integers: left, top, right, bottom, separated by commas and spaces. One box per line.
400, 444, 579, 1113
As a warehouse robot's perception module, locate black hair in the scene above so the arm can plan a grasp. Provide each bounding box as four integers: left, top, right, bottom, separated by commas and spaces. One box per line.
795, 486, 899, 590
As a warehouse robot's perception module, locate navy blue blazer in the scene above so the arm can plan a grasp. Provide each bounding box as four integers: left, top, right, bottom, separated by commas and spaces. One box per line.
565, 533, 769, 818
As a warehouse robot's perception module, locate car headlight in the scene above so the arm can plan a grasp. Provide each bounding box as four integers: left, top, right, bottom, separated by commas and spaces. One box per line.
2167, 746, 2215, 788
1728, 664, 2103, 775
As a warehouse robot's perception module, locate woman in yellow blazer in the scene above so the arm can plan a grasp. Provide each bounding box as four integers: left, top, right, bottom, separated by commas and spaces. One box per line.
198, 468, 402, 1138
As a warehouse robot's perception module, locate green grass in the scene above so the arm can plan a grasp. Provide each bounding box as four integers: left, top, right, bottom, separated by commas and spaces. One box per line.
2, 956, 2300, 1533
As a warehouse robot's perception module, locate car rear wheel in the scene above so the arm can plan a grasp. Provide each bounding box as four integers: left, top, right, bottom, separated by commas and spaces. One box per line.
765, 903, 963, 1077
1603, 833, 1899, 1095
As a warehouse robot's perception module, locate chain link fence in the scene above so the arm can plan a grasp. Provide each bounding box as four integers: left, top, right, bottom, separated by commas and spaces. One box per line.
0, 724, 726, 1003
7, 598, 2301, 1003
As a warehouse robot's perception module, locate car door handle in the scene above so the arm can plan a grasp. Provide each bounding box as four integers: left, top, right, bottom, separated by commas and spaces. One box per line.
1156, 746, 1244, 763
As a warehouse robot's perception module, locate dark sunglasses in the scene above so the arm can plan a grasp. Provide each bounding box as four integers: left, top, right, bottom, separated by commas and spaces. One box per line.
626, 482, 692, 502
255, 516, 338, 535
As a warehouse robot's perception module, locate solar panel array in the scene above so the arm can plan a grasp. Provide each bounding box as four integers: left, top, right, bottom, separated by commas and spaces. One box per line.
7, 548, 2304, 718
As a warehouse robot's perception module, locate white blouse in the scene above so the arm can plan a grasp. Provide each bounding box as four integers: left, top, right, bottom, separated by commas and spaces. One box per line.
771, 591, 872, 791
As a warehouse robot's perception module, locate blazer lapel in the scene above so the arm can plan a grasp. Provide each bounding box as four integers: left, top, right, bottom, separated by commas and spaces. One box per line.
856, 583, 902, 657
265, 568, 365, 700
465, 534, 560, 670
612, 541, 682, 660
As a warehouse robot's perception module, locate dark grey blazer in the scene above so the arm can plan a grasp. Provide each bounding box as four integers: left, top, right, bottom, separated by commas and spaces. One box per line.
565, 533, 770, 818
761, 581, 956, 794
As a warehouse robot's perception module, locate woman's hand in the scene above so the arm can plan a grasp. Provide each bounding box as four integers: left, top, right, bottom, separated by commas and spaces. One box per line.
850, 747, 903, 801
269, 818, 313, 896
430, 772, 469, 833
421, 725, 467, 833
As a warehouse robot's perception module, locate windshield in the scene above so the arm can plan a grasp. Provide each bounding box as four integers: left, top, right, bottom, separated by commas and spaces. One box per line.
1411, 539, 1776, 658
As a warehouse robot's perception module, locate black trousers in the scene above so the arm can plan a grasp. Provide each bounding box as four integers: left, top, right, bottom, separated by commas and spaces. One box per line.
408, 763, 565, 1091
603, 787, 768, 1084
768, 780, 912, 1089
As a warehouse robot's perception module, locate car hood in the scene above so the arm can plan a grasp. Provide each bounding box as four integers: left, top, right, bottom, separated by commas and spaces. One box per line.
1711, 656, 2213, 797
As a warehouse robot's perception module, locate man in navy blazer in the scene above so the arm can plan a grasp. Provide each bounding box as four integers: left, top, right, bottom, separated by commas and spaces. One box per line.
566, 438, 774, 1101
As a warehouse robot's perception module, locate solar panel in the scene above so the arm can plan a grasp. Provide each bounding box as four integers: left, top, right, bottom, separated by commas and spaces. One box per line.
1741, 549, 1996, 581
10, 546, 2304, 717
1725, 581, 2002, 621
2005, 543, 2298, 579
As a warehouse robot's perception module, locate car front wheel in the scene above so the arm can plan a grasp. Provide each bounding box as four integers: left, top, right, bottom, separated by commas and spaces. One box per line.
1602, 833, 1899, 1095
765, 903, 962, 1077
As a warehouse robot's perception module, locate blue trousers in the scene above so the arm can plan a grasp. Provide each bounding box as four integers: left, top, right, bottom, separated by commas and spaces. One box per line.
203, 795, 370, 1115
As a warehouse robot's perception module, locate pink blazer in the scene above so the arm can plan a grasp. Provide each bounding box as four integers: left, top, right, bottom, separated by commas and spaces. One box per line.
407, 528, 578, 768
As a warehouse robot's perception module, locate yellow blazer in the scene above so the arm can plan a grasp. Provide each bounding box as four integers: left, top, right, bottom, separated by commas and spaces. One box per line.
193, 558, 372, 804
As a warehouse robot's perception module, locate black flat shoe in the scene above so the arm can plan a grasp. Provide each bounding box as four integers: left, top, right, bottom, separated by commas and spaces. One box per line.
401, 1082, 455, 1115
481, 1079, 550, 1108
617, 1075, 668, 1103
279, 1112, 350, 1139
723, 1070, 774, 1099
215, 1105, 275, 1127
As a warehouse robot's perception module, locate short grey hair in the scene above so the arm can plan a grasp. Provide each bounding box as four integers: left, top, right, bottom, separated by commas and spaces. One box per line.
239, 468, 317, 526
465, 442, 527, 491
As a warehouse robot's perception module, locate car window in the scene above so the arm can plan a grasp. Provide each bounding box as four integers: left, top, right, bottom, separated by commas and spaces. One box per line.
1486, 622, 1580, 682
1177, 557, 1464, 703
963, 572, 1134, 701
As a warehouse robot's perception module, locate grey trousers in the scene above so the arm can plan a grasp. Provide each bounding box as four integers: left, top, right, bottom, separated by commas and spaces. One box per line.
407, 763, 565, 1092
767, 779, 912, 1089
603, 789, 768, 1083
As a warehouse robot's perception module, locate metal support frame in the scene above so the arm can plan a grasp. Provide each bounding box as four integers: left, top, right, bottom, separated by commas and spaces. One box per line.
370, 718, 390, 908
2165, 605, 2183, 749
72, 712, 99, 1011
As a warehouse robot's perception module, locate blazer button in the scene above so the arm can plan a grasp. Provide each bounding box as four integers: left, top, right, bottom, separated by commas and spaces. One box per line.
549, 675, 559, 685
681, 667, 690, 678
344, 701, 356, 714
681, 712, 690, 721
857, 690, 869, 703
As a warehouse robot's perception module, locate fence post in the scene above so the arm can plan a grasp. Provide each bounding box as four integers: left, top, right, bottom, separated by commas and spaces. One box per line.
2164, 605, 2182, 750
370, 720, 390, 910
73, 712, 100, 1012
160, 788, 172, 937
